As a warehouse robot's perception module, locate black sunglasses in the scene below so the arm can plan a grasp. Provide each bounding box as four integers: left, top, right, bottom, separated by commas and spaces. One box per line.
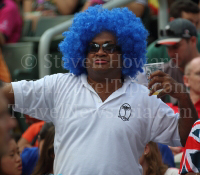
88, 43, 120, 54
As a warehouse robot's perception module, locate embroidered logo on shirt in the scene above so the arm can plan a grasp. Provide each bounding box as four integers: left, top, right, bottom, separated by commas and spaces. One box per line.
118, 103, 131, 121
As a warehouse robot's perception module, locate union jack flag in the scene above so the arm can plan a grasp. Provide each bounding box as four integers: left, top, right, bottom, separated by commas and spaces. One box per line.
179, 119, 200, 174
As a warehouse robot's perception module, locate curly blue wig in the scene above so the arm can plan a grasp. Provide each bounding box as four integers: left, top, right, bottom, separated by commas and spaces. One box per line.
59, 5, 148, 78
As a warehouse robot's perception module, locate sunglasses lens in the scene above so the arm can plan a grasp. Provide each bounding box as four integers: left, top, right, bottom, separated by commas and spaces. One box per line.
89, 44, 99, 53
103, 43, 116, 53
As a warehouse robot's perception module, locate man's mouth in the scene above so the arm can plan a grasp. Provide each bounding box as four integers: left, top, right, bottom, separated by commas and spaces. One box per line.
94, 59, 108, 64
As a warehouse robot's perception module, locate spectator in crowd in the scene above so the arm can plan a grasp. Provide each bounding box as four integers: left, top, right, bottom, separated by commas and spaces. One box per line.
18, 120, 45, 153
183, 57, 200, 118
167, 57, 200, 158
147, 0, 200, 64
2, 6, 198, 175
155, 18, 199, 103
32, 126, 55, 175
21, 122, 53, 175
157, 143, 176, 168
0, 137, 22, 175
0, 0, 22, 44
24, 115, 41, 126
0, 0, 23, 82
23, 0, 79, 15
82, 0, 148, 17
139, 141, 179, 175
179, 119, 200, 174
0, 81, 16, 156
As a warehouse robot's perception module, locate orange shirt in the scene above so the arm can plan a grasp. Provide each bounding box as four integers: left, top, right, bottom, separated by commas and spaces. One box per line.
0, 49, 11, 82
22, 121, 45, 147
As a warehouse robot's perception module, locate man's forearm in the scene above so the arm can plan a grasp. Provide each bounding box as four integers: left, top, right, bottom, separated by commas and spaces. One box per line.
1, 82, 15, 104
178, 93, 198, 146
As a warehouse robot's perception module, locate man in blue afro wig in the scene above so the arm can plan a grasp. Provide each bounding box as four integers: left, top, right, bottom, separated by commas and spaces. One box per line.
2, 5, 198, 175
59, 5, 148, 78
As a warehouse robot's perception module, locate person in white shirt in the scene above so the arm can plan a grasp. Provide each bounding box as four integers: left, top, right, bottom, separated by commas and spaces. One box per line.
2, 6, 198, 175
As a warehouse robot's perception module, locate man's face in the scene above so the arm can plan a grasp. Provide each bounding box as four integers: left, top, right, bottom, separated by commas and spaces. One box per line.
86, 31, 122, 76
167, 39, 192, 69
0, 90, 15, 156
187, 59, 200, 94
181, 11, 199, 28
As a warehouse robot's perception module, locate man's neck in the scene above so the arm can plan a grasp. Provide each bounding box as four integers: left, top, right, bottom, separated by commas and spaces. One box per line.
87, 73, 123, 102
190, 91, 200, 104
181, 50, 200, 73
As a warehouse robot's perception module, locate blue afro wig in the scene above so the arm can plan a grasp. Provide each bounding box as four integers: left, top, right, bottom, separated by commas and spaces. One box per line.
59, 5, 148, 78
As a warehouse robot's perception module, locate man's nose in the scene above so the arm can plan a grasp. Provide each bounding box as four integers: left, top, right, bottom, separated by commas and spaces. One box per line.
95, 47, 107, 56
167, 48, 175, 58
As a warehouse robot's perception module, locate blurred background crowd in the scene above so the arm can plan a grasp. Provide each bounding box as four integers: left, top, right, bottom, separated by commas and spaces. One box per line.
0, 0, 199, 175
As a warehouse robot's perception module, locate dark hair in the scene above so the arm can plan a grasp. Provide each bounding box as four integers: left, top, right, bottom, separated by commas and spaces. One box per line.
169, 0, 199, 18
39, 122, 54, 140
32, 126, 55, 175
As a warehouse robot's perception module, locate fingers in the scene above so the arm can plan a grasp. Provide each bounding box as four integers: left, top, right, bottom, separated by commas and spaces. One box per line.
157, 90, 167, 98
148, 76, 163, 90
149, 83, 162, 96
149, 70, 166, 79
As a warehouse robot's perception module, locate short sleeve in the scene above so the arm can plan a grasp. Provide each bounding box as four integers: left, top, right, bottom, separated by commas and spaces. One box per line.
12, 74, 59, 123
149, 99, 181, 147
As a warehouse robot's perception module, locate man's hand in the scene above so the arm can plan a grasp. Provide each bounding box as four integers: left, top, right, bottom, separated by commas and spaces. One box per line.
148, 70, 186, 99
148, 70, 198, 146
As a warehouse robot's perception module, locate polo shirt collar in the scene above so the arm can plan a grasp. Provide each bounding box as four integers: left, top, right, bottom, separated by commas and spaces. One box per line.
80, 73, 132, 97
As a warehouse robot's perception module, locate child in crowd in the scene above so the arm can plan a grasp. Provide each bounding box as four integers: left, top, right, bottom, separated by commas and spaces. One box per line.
0, 138, 22, 175
140, 142, 179, 175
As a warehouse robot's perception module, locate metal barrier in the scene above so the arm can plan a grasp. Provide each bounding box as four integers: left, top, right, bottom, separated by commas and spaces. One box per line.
158, 0, 168, 38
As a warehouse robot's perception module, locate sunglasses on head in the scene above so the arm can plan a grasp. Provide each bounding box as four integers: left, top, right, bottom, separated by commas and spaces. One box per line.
88, 43, 120, 54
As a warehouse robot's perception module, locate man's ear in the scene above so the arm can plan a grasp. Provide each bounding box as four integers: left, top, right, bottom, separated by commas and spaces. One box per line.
144, 144, 150, 155
190, 36, 197, 47
169, 17, 174, 22
183, 75, 190, 88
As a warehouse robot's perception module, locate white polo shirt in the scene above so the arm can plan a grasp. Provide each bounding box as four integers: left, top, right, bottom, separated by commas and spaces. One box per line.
12, 73, 181, 175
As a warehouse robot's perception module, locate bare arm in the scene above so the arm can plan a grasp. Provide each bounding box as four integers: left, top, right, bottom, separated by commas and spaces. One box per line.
149, 71, 198, 146
54, 0, 79, 15
126, 2, 145, 17
2, 83, 15, 105
23, 0, 33, 12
